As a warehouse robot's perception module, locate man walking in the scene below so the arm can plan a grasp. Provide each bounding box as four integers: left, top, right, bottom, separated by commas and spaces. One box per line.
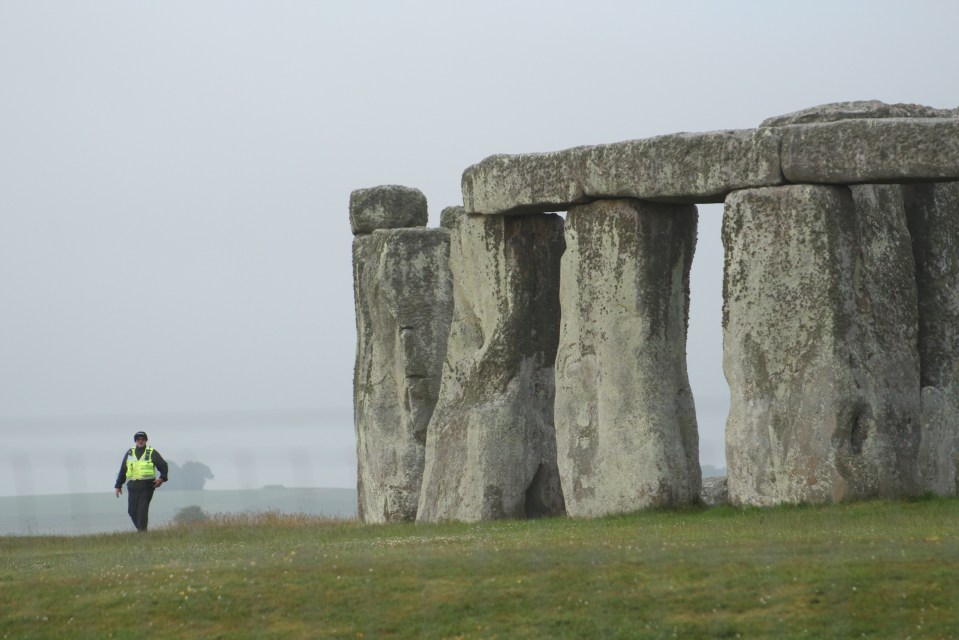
115, 431, 169, 532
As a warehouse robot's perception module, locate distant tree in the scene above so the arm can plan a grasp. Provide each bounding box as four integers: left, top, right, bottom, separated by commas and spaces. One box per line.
701, 464, 727, 478
173, 505, 209, 525
165, 460, 214, 490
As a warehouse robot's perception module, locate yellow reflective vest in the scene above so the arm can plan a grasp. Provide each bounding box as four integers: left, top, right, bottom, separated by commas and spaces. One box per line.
126, 447, 156, 481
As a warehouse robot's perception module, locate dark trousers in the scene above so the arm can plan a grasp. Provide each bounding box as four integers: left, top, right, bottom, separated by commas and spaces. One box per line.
127, 483, 156, 531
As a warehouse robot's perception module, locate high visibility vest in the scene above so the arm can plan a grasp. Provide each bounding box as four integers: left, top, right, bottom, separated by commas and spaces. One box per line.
126, 447, 156, 481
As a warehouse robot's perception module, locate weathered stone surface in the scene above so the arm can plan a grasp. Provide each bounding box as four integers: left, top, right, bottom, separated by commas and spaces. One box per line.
701, 477, 728, 507
723, 185, 921, 506
554, 199, 700, 517
583, 129, 784, 204
904, 182, 959, 495
352, 228, 453, 522
761, 100, 955, 127
917, 388, 959, 496
461, 129, 783, 214
460, 106, 959, 215
780, 118, 959, 185
350, 185, 428, 235
439, 205, 465, 230
416, 214, 566, 522
765, 102, 959, 496
847, 184, 923, 490
461, 148, 592, 216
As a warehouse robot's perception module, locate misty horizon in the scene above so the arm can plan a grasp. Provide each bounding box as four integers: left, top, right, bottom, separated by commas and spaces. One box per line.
3, 2, 956, 503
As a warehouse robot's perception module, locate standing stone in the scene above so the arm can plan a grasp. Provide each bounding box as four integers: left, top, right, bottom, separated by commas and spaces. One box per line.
416, 213, 566, 522
905, 182, 959, 495
352, 186, 453, 523
847, 184, 922, 489
723, 185, 922, 506
701, 477, 729, 507
763, 101, 959, 496
555, 199, 701, 517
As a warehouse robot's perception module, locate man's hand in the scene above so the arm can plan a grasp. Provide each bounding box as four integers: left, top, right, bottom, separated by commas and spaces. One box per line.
115, 487, 122, 498
153, 478, 164, 489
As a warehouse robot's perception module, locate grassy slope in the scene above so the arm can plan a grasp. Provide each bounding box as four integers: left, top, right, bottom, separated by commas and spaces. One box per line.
1, 498, 957, 639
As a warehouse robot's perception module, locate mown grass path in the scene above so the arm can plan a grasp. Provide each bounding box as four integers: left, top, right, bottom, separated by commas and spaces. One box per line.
2, 499, 957, 639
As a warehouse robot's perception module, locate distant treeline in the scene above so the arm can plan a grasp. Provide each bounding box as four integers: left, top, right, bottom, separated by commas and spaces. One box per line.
165, 460, 214, 490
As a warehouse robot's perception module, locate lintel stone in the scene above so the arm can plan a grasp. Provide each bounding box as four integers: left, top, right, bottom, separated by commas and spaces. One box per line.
780, 117, 959, 185
583, 129, 783, 205
461, 129, 783, 215
350, 185, 428, 235
760, 100, 956, 127
461, 108, 959, 216
461, 148, 592, 216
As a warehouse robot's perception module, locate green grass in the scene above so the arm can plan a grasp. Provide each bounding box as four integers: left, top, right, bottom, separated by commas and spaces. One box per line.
2, 499, 958, 639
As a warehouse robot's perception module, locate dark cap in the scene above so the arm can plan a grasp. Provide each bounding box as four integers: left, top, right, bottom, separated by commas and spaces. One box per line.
133, 431, 148, 441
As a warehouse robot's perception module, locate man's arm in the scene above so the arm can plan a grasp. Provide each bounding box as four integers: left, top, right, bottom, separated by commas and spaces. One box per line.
115, 451, 128, 496
152, 449, 169, 487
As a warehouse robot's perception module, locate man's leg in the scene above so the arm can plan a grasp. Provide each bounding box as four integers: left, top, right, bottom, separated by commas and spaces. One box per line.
127, 488, 138, 528
134, 488, 155, 531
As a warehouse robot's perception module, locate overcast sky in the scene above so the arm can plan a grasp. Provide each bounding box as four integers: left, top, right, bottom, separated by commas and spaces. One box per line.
2, 1, 958, 496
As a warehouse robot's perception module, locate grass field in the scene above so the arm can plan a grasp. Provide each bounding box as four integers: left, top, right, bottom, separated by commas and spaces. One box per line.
2, 497, 957, 639
0, 487, 357, 536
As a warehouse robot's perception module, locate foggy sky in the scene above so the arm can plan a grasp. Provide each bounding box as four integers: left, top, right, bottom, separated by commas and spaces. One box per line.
2, 1, 958, 496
